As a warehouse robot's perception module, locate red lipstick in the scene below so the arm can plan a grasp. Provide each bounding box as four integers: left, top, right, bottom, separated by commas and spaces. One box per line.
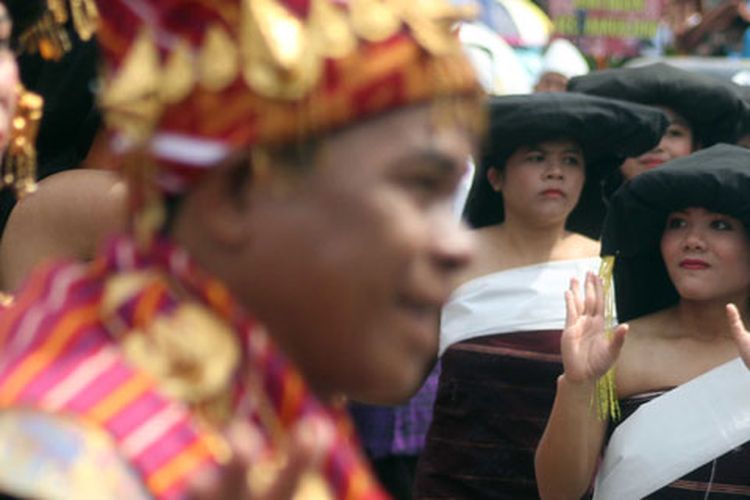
541, 188, 564, 198
640, 157, 666, 169
679, 258, 709, 270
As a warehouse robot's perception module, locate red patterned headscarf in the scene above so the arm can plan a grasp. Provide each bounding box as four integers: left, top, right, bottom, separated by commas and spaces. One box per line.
96, 0, 482, 194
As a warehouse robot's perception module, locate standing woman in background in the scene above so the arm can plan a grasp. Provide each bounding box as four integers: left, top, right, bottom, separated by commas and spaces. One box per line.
537, 144, 750, 498
568, 63, 745, 190
413, 92, 667, 499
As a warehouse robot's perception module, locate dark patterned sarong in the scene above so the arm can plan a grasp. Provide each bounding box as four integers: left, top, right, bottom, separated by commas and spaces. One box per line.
414, 330, 562, 499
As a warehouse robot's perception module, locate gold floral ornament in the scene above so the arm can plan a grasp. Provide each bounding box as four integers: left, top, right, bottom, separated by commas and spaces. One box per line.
2, 87, 43, 198
18, 0, 99, 60
102, 272, 242, 426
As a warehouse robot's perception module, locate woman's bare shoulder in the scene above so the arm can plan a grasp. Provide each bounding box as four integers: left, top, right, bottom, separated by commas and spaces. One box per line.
568, 232, 600, 256
0, 169, 128, 291
624, 309, 675, 339
616, 309, 676, 396
452, 226, 508, 286
553, 232, 600, 260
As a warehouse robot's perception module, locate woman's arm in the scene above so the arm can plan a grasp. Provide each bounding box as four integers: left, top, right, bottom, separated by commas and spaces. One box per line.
535, 375, 606, 499
535, 273, 628, 499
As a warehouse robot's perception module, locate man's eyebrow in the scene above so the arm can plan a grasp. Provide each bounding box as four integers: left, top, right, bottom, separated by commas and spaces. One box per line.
392, 150, 466, 175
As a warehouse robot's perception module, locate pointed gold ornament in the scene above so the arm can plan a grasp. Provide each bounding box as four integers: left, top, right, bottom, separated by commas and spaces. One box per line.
241, 0, 321, 99
160, 39, 195, 104
350, 0, 401, 42
99, 29, 163, 144
47, 0, 69, 24
69, 0, 100, 41
308, 0, 356, 59
198, 24, 240, 92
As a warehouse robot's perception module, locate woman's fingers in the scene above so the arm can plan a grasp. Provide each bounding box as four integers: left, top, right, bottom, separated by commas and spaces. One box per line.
608, 324, 629, 359
187, 417, 333, 500
564, 290, 578, 329
260, 417, 333, 500
727, 303, 750, 369
584, 273, 597, 316
187, 421, 260, 499
727, 303, 746, 339
570, 278, 584, 316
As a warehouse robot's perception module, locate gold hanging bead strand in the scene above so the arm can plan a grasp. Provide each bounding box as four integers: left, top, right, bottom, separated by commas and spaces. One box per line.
128, 153, 166, 249
308, 0, 356, 59
3, 89, 43, 198
70, 0, 100, 42
19, 90, 44, 197
160, 38, 195, 105
198, 24, 240, 92
240, 0, 321, 100
349, 0, 402, 42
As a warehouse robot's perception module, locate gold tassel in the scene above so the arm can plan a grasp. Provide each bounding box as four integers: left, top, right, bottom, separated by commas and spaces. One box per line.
2, 88, 43, 199
594, 255, 621, 421
121, 149, 165, 250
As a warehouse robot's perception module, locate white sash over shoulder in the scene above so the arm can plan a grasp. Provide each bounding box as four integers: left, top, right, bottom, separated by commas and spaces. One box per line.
439, 258, 600, 355
594, 358, 750, 500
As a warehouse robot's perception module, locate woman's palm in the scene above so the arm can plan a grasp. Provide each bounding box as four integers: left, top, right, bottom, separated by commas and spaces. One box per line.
561, 274, 628, 384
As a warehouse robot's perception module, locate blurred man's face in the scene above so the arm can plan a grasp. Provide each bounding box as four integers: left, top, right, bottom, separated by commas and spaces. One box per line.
220, 102, 479, 404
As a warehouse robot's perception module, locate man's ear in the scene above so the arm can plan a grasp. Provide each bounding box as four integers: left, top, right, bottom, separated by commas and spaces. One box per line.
180, 162, 253, 248
486, 166, 503, 192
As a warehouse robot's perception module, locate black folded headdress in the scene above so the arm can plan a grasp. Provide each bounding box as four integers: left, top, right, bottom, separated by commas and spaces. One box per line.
602, 144, 750, 322
464, 92, 668, 238
569, 63, 745, 147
